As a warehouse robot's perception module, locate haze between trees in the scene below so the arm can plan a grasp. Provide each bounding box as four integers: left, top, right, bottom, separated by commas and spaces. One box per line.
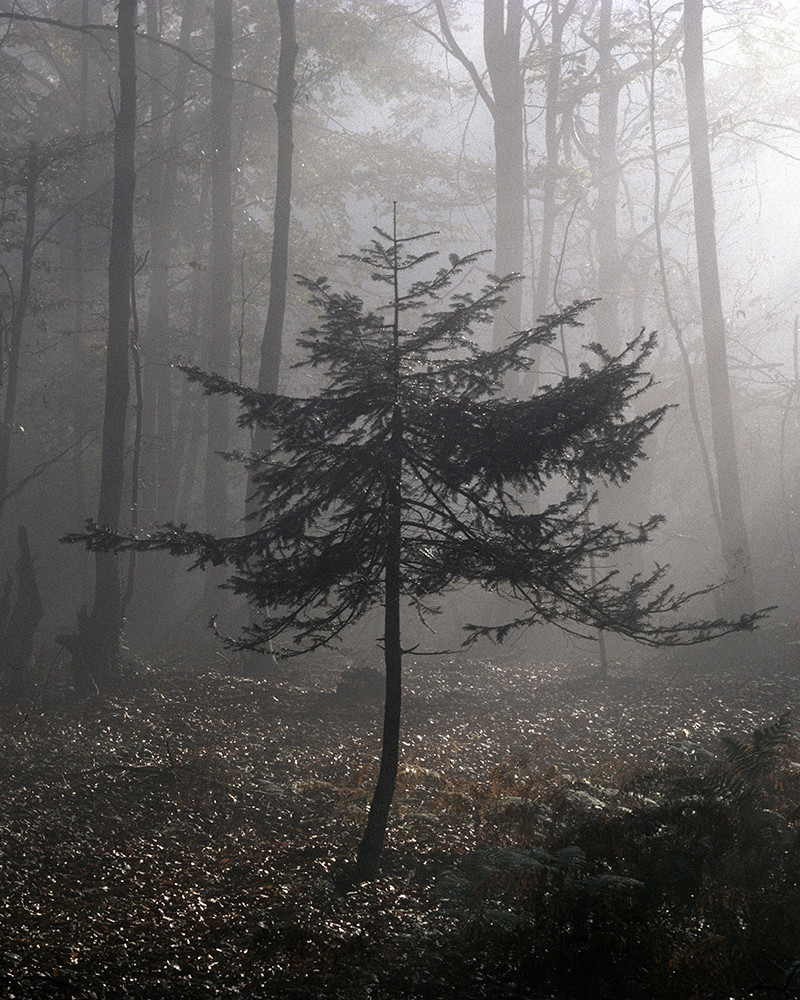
71, 213, 763, 878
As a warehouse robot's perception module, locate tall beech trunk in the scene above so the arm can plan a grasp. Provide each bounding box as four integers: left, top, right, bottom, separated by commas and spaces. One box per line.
75, 0, 136, 692
174, 163, 210, 524
0, 142, 37, 524
432, 0, 524, 348
203, 0, 234, 540
249, 0, 297, 486
533, 0, 575, 325
484, 0, 524, 346
683, 0, 753, 611
143, 0, 194, 520
71, 0, 93, 599
141, 0, 165, 490
646, 0, 722, 543
594, 0, 621, 352
0, 526, 42, 703
72, 0, 93, 491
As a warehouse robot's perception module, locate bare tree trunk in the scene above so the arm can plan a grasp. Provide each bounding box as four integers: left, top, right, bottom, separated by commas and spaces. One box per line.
173, 163, 210, 524
71, 0, 93, 601
646, 0, 721, 541
683, 0, 753, 612
0, 142, 37, 524
533, 0, 576, 327
0, 526, 42, 702
143, 0, 194, 521
431, 0, 525, 349
594, 0, 621, 352
248, 0, 297, 499
484, 0, 524, 347
203, 0, 234, 542
69, 0, 137, 694
238, 0, 297, 673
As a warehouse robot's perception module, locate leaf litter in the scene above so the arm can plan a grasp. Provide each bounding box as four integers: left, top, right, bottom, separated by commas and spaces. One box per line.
1, 643, 799, 998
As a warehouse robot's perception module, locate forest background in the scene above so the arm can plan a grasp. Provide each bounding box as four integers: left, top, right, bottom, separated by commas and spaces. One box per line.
5, 2, 800, 997
1, 0, 800, 680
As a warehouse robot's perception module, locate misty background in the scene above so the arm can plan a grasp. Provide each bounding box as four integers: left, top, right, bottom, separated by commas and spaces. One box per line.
1, 0, 799, 677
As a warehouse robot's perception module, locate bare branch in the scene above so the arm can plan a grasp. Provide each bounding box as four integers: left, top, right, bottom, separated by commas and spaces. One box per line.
0, 11, 277, 98
426, 0, 495, 114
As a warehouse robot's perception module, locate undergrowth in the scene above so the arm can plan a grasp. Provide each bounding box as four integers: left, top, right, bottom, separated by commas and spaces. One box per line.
1, 654, 799, 998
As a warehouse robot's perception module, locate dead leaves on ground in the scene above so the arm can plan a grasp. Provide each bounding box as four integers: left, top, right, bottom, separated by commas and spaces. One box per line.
0, 651, 799, 997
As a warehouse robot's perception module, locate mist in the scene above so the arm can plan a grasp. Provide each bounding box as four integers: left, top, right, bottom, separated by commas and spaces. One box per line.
2, 1, 800, 997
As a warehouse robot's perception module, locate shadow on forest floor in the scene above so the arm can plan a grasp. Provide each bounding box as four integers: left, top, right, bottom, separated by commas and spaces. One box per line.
2, 641, 800, 998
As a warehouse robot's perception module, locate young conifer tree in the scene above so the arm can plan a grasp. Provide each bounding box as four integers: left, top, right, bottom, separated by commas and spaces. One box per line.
74, 210, 760, 880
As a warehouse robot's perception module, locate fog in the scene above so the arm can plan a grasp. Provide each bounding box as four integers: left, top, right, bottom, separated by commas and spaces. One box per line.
0, 0, 799, 671
7, 2, 800, 992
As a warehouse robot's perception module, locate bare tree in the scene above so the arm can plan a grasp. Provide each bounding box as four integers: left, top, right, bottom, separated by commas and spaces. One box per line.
64, 0, 137, 694
0, 142, 38, 524
683, 0, 753, 612
432, 0, 525, 346
532, 0, 576, 326
250, 0, 297, 450
203, 0, 234, 540
142, 0, 195, 521
593, 0, 622, 352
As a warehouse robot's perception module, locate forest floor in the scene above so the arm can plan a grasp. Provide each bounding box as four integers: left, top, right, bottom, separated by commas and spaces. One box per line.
1, 634, 800, 999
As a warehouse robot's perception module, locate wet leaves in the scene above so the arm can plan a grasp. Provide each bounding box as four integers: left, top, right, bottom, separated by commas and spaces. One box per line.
0, 652, 798, 997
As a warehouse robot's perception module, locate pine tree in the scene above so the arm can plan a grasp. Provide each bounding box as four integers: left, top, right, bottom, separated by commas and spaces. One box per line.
73, 209, 761, 880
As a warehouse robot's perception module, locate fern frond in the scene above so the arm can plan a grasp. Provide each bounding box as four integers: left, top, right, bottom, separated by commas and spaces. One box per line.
720, 711, 795, 783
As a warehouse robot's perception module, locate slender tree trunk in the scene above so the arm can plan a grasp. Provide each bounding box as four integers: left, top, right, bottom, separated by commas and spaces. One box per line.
143, 0, 194, 520
249, 0, 297, 479
203, 0, 234, 540
240, 0, 297, 672
0, 526, 43, 703
533, 0, 575, 325
484, 0, 524, 347
354, 208, 404, 881
646, 0, 721, 540
173, 163, 210, 524
354, 414, 402, 880
429, 0, 524, 347
0, 142, 37, 524
140, 0, 165, 510
71, 0, 92, 600
71, 0, 136, 693
594, 0, 621, 352
683, 0, 753, 611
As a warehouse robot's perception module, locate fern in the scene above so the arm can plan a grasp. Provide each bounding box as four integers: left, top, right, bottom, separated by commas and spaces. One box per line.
720, 710, 795, 787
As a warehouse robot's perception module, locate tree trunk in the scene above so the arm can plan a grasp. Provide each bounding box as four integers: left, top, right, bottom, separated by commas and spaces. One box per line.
533, 0, 574, 325
594, 0, 621, 352
484, 0, 524, 347
683, 0, 753, 612
354, 210, 404, 881
646, 0, 722, 544
72, 0, 137, 694
0, 527, 43, 702
239, 0, 297, 673
249, 0, 297, 481
173, 163, 210, 524
143, 0, 194, 521
203, 0, 234, 542
71, 0, 93, 601
0, 142, 37, 524
353, 431, 402, 880
429, 0, 524, 346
